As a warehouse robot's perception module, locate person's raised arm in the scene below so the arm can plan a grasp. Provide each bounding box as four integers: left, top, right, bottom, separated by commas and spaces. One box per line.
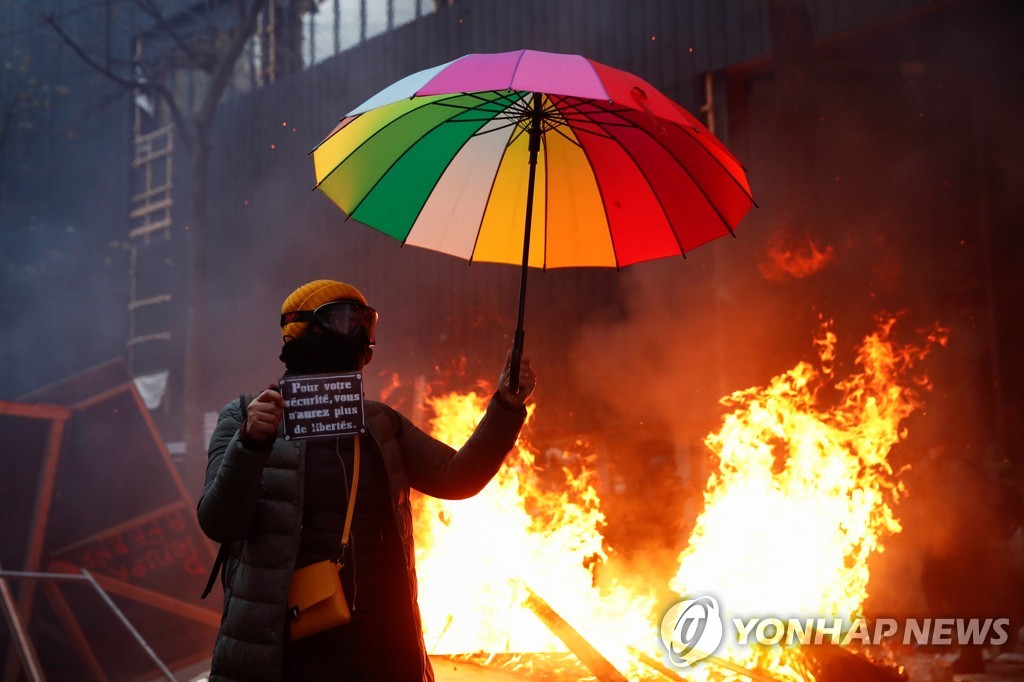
402, 351, 536, 499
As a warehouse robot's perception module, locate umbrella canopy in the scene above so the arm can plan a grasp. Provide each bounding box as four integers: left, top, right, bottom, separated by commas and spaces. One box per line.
312, 49, 754, 270
312, 49, 754, 389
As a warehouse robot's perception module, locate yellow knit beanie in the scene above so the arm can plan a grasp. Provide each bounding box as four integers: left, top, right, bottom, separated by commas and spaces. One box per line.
281, 280, 368, 340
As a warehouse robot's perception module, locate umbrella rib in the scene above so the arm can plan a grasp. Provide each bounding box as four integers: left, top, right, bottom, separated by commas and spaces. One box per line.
589, 101, 753, 206
400, 132, 495, 250
556, 100, 687, 256
633, 119, 742, 236
507, 122, 529, 148
631, 119, 737, 238
467, 96, 526, 266
470, 119, 522, 137
465, 90, 521, 107
340, 94, 512, 221
580, 104, 745, 236
555, 104, 621, 271
431, 101, 502, 113
547, 97, 638, 138
554, 96, 634, 118
545, 124, 583, 148
557, 123, 616, 141
314, 91, 480, 191
432, 95, 522, 116
599, 117, 688, 258
555, 96, 672, 268
668, 121, 757, 206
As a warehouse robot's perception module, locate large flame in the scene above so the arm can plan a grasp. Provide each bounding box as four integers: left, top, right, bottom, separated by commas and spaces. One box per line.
671, 317, 947, 677
411, 318, 945, 680
413, 386, 654, 676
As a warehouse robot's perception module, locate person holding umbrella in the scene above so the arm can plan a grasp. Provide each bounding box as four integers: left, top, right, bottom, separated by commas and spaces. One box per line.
197, 279, 536, 681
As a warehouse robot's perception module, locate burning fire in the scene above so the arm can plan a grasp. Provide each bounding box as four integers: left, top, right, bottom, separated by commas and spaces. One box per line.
760, 232, 835, 282
411, 317, 945, 680
413, 386, 655, 676
671, 317, 947, 678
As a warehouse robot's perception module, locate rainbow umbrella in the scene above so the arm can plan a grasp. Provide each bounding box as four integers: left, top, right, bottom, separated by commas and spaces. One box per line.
312, 49, 754, 389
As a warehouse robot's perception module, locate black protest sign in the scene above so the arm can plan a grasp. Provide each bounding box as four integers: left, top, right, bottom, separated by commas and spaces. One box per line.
280, 372, 366, 440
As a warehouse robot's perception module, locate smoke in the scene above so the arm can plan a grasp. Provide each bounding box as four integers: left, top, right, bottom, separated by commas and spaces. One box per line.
0, 211, 127, 399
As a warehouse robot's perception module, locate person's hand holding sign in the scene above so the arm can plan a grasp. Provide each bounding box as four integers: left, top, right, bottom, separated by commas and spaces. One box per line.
497, 347, 537, 410
241, 388, 285, 449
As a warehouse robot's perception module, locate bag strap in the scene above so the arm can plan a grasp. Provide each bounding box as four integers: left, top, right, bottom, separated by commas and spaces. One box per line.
337, 437, 360, 566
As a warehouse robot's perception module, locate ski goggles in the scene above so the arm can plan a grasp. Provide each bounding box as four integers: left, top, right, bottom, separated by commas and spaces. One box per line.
281, 301, 378, 344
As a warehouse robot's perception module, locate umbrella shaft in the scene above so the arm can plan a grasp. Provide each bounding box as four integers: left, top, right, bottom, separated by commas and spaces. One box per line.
512, 94, 544, 394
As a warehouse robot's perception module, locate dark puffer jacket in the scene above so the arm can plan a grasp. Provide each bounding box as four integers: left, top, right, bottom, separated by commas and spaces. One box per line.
197, 396, 526, 681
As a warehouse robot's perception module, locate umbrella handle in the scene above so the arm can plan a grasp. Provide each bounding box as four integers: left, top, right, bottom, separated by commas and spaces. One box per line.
508, 93, 542, 398
509, 330, 524, 394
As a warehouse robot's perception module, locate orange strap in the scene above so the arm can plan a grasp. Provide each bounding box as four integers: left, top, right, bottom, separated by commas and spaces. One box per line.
339, 437, 360, 564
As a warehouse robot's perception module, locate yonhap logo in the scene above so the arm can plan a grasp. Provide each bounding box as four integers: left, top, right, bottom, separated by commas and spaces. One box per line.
660, 595, 724, 667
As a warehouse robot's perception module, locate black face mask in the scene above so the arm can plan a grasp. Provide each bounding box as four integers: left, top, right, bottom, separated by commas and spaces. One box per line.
279, 331, 369, 374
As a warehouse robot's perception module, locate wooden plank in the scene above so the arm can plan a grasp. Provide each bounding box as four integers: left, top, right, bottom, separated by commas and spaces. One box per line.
0, 400, 71, 421
71, 382, 133, 410
0, 416, 64, 682
126, 380, 204, 513
523, 585, 628, 682
46, 501, 188, 558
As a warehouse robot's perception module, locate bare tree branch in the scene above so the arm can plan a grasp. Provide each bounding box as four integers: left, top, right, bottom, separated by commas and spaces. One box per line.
194, 0, 262, 129
44, 12, 195, 152
135, 0, 205, 69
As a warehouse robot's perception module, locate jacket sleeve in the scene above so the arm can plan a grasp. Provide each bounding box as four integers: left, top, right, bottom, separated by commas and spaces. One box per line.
396, 394, 526, 500
196, 399, 273, 543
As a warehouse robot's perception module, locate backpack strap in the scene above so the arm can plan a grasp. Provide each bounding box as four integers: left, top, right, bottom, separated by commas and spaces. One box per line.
200, 393, 257, 599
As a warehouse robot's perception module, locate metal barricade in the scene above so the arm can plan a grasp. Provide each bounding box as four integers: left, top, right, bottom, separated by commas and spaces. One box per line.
0, 564, 175, 681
